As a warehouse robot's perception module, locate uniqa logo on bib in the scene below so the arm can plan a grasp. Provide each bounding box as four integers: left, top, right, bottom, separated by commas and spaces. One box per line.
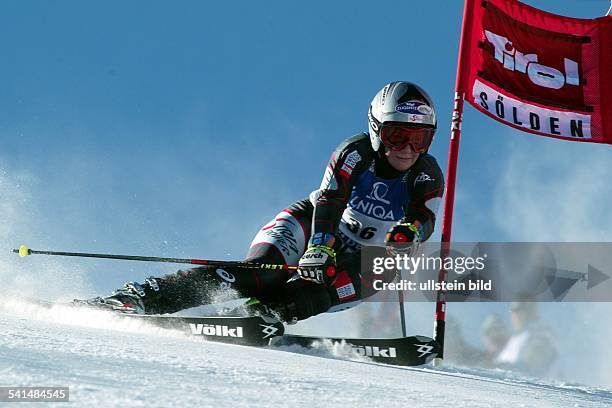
366, 182, 391, 204
349, 196, 396, 220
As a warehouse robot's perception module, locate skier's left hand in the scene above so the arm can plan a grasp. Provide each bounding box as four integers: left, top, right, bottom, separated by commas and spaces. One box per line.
297, 244, 336, 285
386, 222, 422, 244
386, 222, 423, 257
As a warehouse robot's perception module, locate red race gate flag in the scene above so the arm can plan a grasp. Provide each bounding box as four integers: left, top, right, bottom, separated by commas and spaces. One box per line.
433, 0, 610, 361
461, 0, 611, 143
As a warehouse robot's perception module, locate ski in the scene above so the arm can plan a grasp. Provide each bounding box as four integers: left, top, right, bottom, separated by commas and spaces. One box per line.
126, 314, 285, 346
17, 297, 285, 347
18, 297, 438, 366
131, 314, 439, 366
271, 334, 440, 366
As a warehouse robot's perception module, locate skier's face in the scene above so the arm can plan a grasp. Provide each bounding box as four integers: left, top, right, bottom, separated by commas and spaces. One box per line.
385, 143, 418, 171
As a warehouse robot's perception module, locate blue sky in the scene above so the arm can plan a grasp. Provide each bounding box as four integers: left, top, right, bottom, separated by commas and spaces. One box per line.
2, 0, 609, 272
1, 0, 611, 384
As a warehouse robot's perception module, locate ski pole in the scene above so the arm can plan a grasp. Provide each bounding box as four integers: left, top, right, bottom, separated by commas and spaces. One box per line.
12, 245, 298, 271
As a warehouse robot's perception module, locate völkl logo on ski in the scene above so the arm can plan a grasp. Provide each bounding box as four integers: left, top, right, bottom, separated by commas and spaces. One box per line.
259, 324, 279, 339
351, 345, 397, 358
189, 323, 244, 338
414, 343, 434, 358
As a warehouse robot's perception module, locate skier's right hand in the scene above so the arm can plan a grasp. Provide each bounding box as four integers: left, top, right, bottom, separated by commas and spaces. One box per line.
297, 234, 337, 284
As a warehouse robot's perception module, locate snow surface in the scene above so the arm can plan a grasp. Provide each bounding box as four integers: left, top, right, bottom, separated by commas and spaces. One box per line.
1, 298, 611, 407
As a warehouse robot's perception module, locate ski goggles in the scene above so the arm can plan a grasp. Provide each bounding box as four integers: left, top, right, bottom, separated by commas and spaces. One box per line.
379, 123, 435, 153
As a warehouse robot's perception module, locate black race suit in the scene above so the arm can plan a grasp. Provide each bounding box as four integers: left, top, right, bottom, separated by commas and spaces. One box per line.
128, 133, 444, 321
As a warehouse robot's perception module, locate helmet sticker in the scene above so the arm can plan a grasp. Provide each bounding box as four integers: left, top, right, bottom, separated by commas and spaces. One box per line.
395, 101, 432, 115
380, 84, 391, 105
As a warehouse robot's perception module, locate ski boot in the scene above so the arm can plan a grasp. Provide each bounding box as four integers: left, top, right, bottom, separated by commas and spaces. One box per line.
240, 298, 298, 325
72, 277, 160, 314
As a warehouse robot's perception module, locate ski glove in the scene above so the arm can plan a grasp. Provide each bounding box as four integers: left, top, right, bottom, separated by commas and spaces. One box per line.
386, 222, 423, 243
297, 244, 337, 285
386, 222, 423, 256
